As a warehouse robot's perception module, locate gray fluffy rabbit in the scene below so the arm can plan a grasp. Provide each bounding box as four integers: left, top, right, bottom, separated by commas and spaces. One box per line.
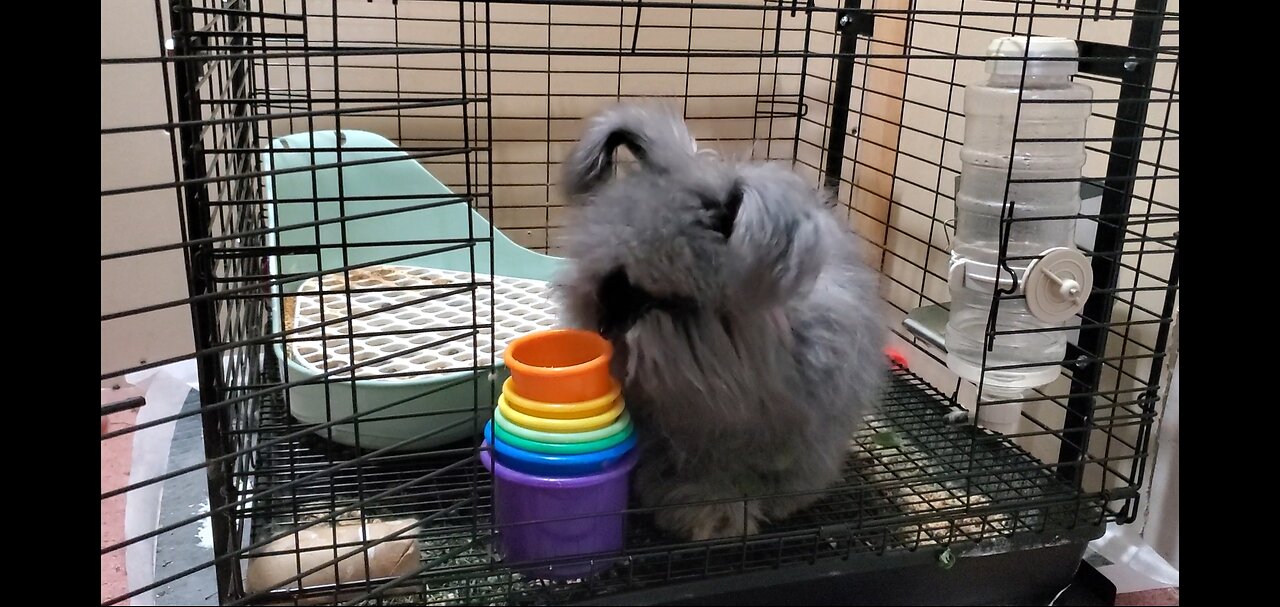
554, 103, 886, 541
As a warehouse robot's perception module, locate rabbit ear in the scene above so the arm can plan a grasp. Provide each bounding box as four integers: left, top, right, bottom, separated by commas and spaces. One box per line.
561, 104, 698, 199
727, 167, 830, 304
561, 127, 647, 198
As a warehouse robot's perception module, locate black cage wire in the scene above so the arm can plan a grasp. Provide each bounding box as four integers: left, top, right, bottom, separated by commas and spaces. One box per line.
100, 0, 1179, 604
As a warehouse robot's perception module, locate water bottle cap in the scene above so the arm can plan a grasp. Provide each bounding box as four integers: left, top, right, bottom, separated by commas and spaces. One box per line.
1024, 247, 1093, 322
986, 36, 1079, 78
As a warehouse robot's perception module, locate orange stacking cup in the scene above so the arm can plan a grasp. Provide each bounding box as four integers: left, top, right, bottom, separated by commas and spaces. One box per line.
503, 329, 614, 403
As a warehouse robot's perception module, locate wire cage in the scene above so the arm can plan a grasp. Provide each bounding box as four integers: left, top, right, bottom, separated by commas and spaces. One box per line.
99, 0, 1179, 604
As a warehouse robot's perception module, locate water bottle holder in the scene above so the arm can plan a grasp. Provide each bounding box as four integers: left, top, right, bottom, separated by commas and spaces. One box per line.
949, 254, 1022, 295
949, 247, 1093, 323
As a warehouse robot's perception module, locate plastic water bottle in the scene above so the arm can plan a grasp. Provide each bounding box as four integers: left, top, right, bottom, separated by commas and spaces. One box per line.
945, 36, 1095, 428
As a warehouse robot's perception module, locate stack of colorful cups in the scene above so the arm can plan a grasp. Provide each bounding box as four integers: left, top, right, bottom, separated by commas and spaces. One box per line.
480, 329, 638, 580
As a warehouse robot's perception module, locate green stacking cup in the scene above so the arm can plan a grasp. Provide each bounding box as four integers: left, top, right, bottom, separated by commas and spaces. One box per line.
493, 414, 634, 455
493, 405, 633, 445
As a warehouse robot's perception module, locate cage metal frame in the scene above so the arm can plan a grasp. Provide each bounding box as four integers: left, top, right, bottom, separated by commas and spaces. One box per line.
99, 0, 1179, 604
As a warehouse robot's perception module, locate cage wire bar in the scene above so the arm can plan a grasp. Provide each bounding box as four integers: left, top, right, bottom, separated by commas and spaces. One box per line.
98, 0, 1178, 604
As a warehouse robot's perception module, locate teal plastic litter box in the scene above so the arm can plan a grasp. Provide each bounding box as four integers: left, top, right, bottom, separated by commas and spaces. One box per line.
263, 130, 563, 451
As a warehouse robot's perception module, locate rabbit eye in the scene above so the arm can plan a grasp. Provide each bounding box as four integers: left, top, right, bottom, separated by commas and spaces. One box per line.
698, 183, 743, 239
596, 267, 699, 338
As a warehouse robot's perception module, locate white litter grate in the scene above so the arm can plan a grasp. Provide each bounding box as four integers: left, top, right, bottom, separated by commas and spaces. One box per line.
284, 265, 560, 382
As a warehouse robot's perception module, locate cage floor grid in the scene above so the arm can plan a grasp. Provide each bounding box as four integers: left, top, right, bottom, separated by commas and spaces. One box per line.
284, 265, 559, 381
238, 365, 1105, 605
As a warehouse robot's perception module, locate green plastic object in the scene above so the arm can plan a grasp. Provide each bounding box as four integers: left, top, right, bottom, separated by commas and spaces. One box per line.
494, 406, 634, 445
873, 430, 902, 448
263, 130, 563, 451
493, 416, 635, 455
938, 547, 956, 570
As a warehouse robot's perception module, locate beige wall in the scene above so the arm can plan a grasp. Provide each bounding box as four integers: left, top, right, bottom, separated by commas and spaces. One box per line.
101, 0, 810, 385
99, 1, 767, 383
252, 0, 809, 254
101, 0, 193, 387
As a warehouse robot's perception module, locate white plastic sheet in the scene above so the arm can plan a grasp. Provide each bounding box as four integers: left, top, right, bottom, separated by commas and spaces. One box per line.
122, 360, 200, 606
1088, 359, 1179, 592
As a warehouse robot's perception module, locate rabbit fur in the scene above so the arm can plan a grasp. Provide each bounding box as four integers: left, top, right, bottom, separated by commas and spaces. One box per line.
554, 103, 886, 541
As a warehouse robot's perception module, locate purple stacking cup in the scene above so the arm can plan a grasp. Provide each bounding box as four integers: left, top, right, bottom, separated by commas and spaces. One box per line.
480, 441, 638, 580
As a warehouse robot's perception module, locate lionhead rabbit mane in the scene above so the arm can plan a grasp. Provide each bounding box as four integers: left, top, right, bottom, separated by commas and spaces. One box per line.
554, 102, 886, 541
